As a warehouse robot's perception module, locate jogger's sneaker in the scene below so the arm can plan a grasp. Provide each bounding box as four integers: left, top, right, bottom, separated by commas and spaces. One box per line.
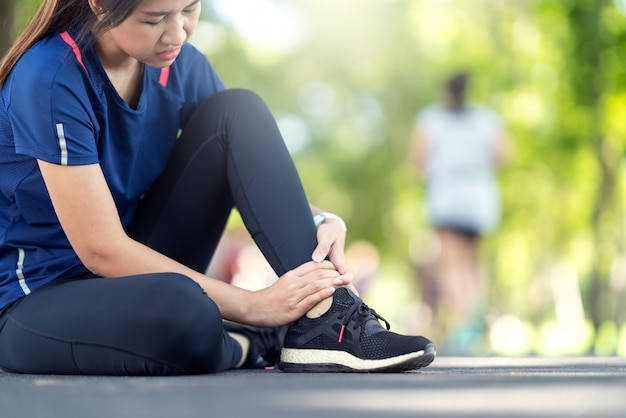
279, 288, 436, 372
223, 321, 287, 369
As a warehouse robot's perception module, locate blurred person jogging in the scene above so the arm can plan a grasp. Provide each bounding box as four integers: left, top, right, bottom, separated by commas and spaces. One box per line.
0, 0, 435, 375
411, 72, 509, 353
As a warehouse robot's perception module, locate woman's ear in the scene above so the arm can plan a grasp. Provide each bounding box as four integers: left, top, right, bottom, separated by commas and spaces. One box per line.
88, 0, 104, 17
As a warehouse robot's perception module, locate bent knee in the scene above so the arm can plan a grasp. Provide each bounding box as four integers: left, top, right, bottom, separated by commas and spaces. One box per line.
126, 274, 226, 373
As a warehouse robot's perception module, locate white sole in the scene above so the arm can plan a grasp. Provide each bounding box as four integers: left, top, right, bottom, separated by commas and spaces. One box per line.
279, 344, 436, 373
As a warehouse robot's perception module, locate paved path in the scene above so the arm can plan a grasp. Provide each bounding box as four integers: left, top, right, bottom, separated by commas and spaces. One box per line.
1, 356, 625, 418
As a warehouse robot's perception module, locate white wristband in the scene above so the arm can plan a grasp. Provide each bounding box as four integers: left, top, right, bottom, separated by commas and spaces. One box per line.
313, 212, 347, 232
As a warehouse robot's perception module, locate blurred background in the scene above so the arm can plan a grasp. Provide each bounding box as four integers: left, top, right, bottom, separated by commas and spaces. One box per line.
2, 0, 626, 356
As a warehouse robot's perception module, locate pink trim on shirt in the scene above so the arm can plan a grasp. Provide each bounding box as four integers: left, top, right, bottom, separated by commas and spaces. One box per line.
159, 67, 170, 87
59, 31, 88, 74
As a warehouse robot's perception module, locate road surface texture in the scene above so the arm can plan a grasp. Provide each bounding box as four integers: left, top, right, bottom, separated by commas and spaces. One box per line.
1, 356, 625, 417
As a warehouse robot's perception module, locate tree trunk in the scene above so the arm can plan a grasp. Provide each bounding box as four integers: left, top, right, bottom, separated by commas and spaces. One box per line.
0, 0, 16, 57
568, 0, 614, 328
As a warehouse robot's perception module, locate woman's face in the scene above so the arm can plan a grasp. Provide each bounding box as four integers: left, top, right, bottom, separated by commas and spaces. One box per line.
102, 0, 201, 68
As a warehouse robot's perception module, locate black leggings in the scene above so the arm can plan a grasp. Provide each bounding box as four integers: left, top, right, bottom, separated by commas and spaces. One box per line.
0, 89, 318, 375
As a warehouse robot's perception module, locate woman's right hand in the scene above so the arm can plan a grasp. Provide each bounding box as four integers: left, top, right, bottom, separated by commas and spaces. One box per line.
248, 260, 349, 327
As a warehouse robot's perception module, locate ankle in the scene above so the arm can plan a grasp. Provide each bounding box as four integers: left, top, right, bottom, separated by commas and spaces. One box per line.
306, 296, 333, 319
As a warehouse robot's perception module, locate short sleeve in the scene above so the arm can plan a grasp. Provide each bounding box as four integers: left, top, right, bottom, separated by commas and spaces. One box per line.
7, 48, 100, 166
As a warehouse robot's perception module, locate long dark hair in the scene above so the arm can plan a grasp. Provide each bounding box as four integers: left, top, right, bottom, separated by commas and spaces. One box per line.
0, 0, 143, 86
445, 72, 469, 111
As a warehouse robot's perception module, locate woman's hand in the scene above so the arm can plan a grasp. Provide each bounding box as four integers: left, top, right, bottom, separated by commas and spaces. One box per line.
249, 260, 349, 327
244, 215, 358, 327
311, 217, 355, 290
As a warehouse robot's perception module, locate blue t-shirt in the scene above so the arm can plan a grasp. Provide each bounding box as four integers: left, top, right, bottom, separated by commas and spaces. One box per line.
0, 32, 224, 309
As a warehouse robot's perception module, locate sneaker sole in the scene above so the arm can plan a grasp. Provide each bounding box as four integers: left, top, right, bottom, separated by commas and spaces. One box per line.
278, 342, 436, 373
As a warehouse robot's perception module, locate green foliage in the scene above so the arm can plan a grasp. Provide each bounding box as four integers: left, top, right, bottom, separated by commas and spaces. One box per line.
3, 0, 625, 354
202, 0, 626, 353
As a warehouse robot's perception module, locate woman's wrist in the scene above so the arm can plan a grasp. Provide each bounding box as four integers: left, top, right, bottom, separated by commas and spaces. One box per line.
313, 212, 347, 232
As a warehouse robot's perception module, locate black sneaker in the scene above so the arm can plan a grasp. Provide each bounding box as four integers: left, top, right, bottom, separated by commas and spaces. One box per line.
278, 288, 436, 372
223, 321, 287, 369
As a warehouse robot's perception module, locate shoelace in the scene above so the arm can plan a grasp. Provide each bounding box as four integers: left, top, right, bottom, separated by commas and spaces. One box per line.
337, 301, 391, 343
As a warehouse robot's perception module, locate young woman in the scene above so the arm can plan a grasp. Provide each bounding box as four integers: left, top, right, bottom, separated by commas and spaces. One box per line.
0, 0, 435, 375
412, 72, 509, 352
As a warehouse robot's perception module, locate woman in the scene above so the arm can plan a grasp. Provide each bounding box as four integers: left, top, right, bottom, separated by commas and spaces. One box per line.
412, 72, 508, 352
0, 0, 435, 375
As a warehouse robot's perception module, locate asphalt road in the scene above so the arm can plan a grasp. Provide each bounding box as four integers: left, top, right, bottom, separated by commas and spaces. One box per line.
1, 356, 625, 418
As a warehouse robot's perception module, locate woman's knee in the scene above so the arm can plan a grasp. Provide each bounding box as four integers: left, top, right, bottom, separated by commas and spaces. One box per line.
194, 89, 271, 130
129, 274, 226, 373
208, 88, 265, 111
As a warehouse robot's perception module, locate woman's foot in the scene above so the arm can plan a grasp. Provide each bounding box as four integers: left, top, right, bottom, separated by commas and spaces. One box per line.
223, 321, 288, 369
279, 288, 436, 372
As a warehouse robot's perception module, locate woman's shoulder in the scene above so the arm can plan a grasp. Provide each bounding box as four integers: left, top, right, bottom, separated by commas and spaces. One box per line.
417, 104, 446, 123
20, 33, 84, 68
12, 33, 90, 90
167, 43, 224, 94
420, 103, 444, 115
166, 43, 218, 82
176, 43, 211, 67
466, 102, 501, 123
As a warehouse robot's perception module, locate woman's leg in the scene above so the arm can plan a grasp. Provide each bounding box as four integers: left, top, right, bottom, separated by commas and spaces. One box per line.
0, 89, 309, 375
0, 274, 241, 375
435, 227, 483, 351
128, 89, 318, 276
125, 88, 435, 373
125, 89, 318, 371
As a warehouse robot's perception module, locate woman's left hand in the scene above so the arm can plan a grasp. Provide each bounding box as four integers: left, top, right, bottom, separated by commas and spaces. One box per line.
311, 218, 355, 290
